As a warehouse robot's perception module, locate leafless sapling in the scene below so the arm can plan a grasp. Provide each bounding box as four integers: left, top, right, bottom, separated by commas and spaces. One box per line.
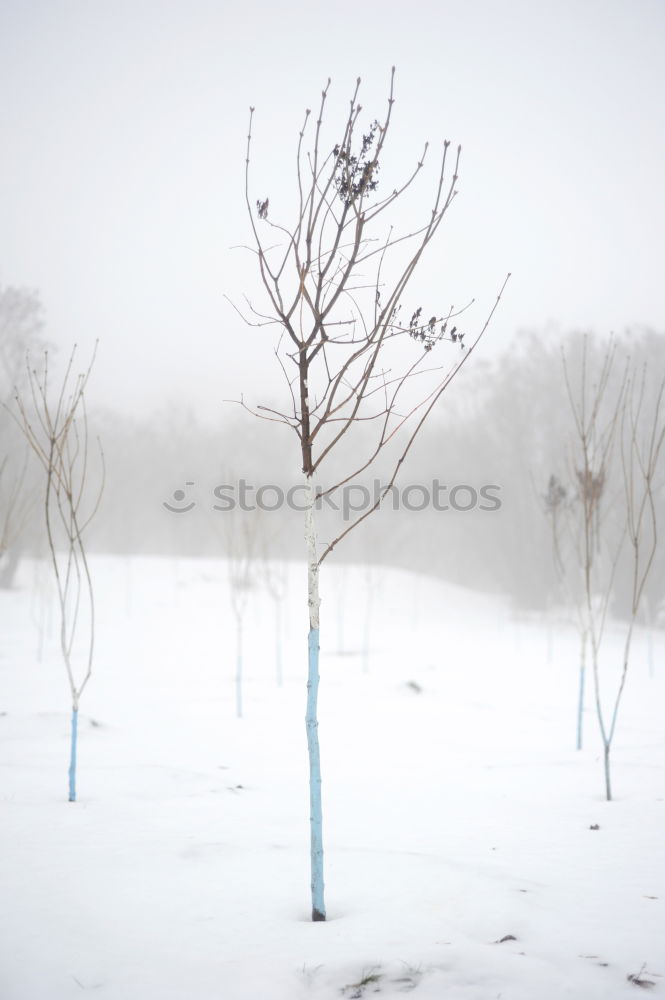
0, 285, 47, 588
226, 511, 261, 718
229, 69, 509, 919
562, 337, 664, 799
11, 346, 104, 801
260, 548, 289, 688
543, 472, 590, 749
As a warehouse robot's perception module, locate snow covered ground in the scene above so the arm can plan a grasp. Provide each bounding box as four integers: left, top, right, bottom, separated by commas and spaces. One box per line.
1, 555, 664, 999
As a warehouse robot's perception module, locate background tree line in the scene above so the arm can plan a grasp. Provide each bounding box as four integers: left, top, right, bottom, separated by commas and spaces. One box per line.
2, 284, 664, 623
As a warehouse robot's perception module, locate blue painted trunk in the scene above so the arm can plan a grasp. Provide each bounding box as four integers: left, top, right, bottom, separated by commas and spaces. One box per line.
306, 627, 325, 920
68, 707, 78, 802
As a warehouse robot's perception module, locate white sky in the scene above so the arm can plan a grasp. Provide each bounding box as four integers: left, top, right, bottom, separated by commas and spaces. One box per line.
1, 0, 664, 421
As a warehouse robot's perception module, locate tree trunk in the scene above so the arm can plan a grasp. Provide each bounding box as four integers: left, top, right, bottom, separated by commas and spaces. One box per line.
644, 594, 654, 678
275, 599, 283, 687
362, 566, 373, 674
68, 706, 78, 802
0, 546, 20, 590
576, 631, 586, 751
235, 616, 243, 719
603, 741, 612, 801
335, 566, 347, 652
304, 477, 325, 921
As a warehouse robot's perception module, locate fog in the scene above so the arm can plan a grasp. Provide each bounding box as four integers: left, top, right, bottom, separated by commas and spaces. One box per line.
3, 319, 665, 617
1, 0, 664, 420
2, 1, 665, 611
4, 9, 665, 980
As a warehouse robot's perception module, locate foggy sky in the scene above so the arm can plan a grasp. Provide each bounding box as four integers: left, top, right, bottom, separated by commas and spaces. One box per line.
1, 0, 664, 422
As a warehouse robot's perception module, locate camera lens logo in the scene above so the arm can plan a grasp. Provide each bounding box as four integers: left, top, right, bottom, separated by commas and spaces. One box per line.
163, 482, 196, 513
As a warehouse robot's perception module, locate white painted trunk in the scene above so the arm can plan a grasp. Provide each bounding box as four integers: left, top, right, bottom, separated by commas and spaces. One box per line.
304, 477, 320, 631
304, 475, 325, 920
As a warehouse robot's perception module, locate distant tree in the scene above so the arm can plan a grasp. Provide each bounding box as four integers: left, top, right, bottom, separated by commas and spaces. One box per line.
0, 286, 45, 400
230, 69, 508, 919
226, 511, 260, 718
543, 471, 590, 750
0, 447, 32, 587
559, 336, 665, 799
11, 346, 104, 801
261, 551, 288, 688
0, 285, 48, 587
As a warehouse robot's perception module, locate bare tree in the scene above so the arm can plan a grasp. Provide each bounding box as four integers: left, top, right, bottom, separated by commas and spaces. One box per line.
0, 447, 33, 586
543, 472, 589, 749
1, 287, 43, 378
361, 561, 380, 674
0, 285, 47, 588
261, 552, 288, 688
230, 70, 508, 919
226, 512, 261, 719
11, 346, 104, 801
609, 369, 665, 791
561, 337, 665, 799
29, 550, 53, 663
